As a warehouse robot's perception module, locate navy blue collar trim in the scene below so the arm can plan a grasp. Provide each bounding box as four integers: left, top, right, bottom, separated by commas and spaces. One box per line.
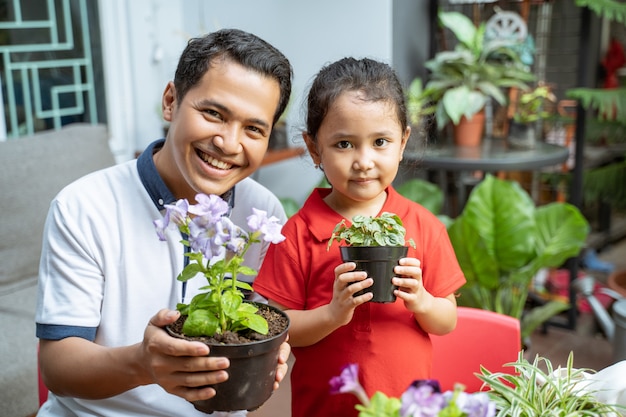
136, 139, 235, 211
137, 139, 176, 210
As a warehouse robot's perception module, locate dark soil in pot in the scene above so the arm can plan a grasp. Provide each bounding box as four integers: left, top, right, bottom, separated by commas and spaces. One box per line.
165, 303, 289, 413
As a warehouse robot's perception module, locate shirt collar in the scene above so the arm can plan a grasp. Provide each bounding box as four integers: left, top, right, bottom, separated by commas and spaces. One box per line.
136, 139, 235, 211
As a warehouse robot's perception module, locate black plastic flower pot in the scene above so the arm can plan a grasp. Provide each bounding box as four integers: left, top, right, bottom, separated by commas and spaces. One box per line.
165, 303, 289, 413
340, 246, 408, 303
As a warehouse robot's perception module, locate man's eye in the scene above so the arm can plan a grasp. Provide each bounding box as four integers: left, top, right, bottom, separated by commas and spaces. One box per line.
204, 109, 222, 119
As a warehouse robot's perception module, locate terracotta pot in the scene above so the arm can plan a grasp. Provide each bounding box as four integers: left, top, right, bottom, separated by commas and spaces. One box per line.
340, 246, 408, 303
453, 110, 485, 147
166, 303, 290, 413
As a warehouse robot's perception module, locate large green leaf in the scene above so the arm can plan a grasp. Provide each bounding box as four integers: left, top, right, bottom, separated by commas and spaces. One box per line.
449, 175, 536, 289
396, 178, 443, 215
531, 203, 590, 271
448, 175, 590, 326
439, 11, 478, 49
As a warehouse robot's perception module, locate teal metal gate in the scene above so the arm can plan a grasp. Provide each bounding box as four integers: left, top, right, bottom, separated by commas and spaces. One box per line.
0, 0, 103, 139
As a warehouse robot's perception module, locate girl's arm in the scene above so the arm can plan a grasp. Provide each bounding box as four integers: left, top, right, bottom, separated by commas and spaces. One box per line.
393, 257, 459, 335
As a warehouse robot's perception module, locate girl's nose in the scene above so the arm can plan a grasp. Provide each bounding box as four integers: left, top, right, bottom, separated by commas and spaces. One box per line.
353, 151, 375, 171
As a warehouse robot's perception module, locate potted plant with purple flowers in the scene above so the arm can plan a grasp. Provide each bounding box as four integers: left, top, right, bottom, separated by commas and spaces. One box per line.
154, 193, 290, 413
329, 363, 496, 417
328, 212, 416, 303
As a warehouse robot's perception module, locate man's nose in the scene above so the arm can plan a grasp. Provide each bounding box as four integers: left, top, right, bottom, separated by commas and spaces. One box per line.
213, 124, 243, 154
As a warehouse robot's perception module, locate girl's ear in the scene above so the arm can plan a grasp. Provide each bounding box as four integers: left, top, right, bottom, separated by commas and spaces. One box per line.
399, 125, 411, 160
302, 132, 321, 166
162, 81, 176, 122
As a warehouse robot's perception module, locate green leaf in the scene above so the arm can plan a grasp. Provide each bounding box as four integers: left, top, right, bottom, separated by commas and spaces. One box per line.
183, 310, 219, 337
449, 174, 590, 331
355, 391, 401, 417
521, 300, 570, 340
439, 11, 477, 49
240, 310, 269, 335
396, 178, 444, 215
178, 263, 204, 282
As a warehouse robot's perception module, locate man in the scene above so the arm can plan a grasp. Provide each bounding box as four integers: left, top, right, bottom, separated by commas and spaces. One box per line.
36, 28, 293, 417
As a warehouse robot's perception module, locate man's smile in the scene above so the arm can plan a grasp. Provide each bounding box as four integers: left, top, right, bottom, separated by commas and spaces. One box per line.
197, 148, 234, 170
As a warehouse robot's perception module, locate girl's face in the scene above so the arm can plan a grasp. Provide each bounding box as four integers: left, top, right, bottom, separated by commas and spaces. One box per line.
304, 90, 410, 215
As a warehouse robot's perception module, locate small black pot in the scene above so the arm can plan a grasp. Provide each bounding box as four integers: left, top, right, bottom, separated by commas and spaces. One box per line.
166, 303, 289, 413
340, 246, 408, 303
507, 121, 537, 149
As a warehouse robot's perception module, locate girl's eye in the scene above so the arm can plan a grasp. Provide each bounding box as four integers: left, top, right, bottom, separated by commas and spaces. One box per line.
374, 138, 388, 147
336, 140, 352, 149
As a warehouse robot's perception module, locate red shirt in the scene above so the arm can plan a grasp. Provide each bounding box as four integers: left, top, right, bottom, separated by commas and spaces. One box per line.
254, 187, 466, 417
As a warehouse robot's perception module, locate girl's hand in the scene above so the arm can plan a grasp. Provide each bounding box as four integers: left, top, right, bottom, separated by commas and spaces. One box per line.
392, 257, 432, 314
329, 262, 373, 326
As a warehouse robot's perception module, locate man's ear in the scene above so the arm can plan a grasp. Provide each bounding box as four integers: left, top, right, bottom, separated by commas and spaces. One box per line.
162, 82, 176, 122
302, 132, 321, 166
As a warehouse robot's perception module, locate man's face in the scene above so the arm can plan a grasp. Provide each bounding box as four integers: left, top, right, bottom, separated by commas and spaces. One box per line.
156, 58, 281, 202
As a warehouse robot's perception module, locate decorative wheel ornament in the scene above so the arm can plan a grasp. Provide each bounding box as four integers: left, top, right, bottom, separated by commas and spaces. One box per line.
485, 9, 527, 41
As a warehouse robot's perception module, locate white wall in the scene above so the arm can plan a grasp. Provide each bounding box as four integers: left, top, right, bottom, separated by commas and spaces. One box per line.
108, 0, 394, 204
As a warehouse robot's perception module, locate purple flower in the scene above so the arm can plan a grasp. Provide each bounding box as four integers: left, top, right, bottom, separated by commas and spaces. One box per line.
188, 218, 223, 260
189, 193, 229, 219
400, 380, 445, 417
247, 208, 285, 244
329, 364, 370, 406
452, 391, 495, 417
154, 199, 189, 240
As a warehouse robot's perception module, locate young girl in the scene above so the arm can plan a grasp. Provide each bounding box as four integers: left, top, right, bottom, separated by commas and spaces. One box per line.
253, 57, 466, 417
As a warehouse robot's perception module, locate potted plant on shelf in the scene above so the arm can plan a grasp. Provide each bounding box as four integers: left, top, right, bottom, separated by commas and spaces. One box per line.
154, 193, 290, 413
508, 84, 557, 149
446, 174, 589, 342
417, 11, 535, 147
327, 212, 416, 303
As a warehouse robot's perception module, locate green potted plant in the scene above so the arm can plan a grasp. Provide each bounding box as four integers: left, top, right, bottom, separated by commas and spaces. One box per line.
478, 352, 624, 416
508, 85, 557, 149
418, 11, 535, 146
446, 174, 589, 341
327, 212, 416, 303
154, 193, 290, 413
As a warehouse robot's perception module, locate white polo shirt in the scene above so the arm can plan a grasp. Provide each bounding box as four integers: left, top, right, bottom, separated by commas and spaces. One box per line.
35, 140, 287, 417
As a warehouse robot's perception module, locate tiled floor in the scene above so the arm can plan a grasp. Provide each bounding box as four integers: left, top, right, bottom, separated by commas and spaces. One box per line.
251, 237, 626, 417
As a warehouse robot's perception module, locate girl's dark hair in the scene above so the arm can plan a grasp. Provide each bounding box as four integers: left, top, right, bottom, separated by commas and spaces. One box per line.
174, 28, 293, 125
305, 57, 408, 141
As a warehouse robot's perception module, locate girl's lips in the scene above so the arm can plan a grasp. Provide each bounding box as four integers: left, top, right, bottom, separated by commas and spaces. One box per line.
196, 148, 233, 170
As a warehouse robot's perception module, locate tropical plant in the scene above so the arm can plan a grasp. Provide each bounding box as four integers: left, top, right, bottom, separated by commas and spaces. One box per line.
478, 352, 624, 416
328, 212, 416, 250
447, 174, 590, 340
154, 193, 285, 337
418, 11, 535, 130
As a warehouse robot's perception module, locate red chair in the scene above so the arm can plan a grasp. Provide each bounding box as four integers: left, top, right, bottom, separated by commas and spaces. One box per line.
431, 306, 521, 392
